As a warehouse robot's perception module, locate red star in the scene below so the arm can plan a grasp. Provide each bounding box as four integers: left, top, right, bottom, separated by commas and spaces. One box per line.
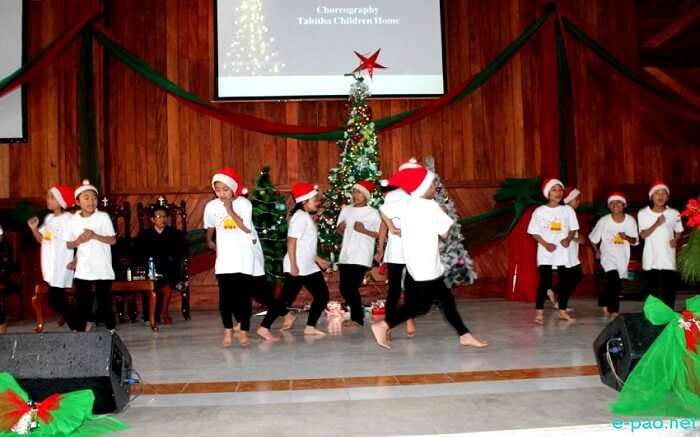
353, 49, 387, 79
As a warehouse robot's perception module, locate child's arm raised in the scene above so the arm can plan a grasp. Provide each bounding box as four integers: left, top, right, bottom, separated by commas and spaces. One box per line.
223, 197, 251, 234
26, 217, 43, 244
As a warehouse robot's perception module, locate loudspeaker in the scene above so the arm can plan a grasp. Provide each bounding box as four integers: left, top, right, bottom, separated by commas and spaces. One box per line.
593, 312, 663, 391
0, 331, 132, 413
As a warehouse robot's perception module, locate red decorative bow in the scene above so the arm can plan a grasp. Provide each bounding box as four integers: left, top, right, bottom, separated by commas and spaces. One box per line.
681, 310, 700, 353
0, 390, 62, 431
680, 197, 700, 229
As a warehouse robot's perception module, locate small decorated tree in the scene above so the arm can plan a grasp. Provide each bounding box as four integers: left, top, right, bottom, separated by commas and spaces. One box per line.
250, 166, 288, 281
318, 75, 382, 261
424, 156, 477, 288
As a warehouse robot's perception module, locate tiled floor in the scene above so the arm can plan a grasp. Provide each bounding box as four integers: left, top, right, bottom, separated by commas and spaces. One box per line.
7, 295, 697, 436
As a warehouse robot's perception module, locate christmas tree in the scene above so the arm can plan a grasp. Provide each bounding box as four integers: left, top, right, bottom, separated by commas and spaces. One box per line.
319, 75, 382, 261
222, 0, 284, 76
424, 156, 477, 288
250, 166, 288, 281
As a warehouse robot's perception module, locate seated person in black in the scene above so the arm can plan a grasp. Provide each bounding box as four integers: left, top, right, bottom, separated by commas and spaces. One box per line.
135, 205, 186, 324
0, 225, 20, 333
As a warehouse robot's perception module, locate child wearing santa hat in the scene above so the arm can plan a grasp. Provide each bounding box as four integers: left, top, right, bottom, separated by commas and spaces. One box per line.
371, 165, 488, 349
204, 168, 260, 347
375, 158, 421, 337
589, 192, 639, 318
258, 182, 331, 339
637, 180, 683, 308
547, 187, 583, 311
335, 179, 381, 327
27, 185, 78, 332
527, 178, 579, 324
65, 180, 117, 332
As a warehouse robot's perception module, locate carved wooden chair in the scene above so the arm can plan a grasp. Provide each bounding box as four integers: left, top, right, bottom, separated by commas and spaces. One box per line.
136, 196, 191, 321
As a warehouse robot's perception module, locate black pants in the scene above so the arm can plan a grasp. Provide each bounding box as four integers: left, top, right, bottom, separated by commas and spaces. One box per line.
216, 273, 252, 330
338, 264, 368, 325
74, 279, 115, 331
48, 286, 76, 330
536, 265, 576, 310
385, 274, 469, 336
645, 269, 678, 309
261, 272, 329, 328
384, 263, 406, 320
553, 265, 582, 300
599, 270, 622, 313
236, 275, 276, 331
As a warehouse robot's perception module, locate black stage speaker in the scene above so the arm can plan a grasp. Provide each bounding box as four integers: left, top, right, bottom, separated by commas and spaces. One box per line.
0, 331, 132, 413
593, 313, 664, 391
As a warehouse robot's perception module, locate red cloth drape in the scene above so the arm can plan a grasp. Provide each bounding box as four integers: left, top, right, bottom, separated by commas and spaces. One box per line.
506, 206, 538, 302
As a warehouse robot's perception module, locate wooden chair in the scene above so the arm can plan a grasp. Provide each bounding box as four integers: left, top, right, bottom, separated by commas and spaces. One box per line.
136, 196, 191, 321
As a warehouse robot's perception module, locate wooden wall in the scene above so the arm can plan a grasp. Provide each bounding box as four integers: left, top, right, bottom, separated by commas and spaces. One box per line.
1, 0, 698, 294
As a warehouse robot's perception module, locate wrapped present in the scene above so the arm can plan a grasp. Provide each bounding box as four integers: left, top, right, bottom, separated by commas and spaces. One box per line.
371, 299, 386, 316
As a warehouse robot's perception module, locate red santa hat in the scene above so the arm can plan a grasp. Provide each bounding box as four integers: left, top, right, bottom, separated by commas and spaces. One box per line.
291, 182, 319, 204
563, 187, 581, 205
380, 158, 423, 187
648, 179, 669, 199
211, 167, 244, 196
49, 185, 76, 209
387, 166, 435, 198
74, 179, 98, 200
607, 192, 627, 206
541, 178, 564, 199
353, 179, 376, 200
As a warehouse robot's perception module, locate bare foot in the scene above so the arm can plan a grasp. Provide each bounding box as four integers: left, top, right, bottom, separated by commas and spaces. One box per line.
256, 327, 279, 342
533, 310, 544, 325
0, 323, 8, 334
281, 313, 296, 331
239, 331, 251, 347
459, 333, 489, 348
558, 310, 576, 322
406, 319, 416, 337
304, 326, 326, 337
546, 289, 557, 306
370, 321, 391, 349
222, 329, 233, 347
85, 322, 95, 332
343, 320, 363, 328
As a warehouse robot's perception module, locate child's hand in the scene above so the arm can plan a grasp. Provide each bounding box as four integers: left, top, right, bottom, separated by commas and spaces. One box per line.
207, 240, 216, 251
374, 248, 384, 263
390, 228, 401, 237
290, 263, 300, 277
66, 259, 77, 271
560, 237, 571, 248
544, 242, 557, 252
27, 217, 39, 230
670, 239, 677, 249
316, 257, 330, 271
337, 221, 347, 233
353, 222, 366, 233
655, 215, 666, 226
82, 229, 96, 241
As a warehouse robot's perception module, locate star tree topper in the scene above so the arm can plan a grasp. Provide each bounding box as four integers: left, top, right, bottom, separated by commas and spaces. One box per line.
353, 49, 387, 79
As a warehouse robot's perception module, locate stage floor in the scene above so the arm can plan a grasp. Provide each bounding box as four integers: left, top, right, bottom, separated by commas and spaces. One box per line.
8, 295, 696, 436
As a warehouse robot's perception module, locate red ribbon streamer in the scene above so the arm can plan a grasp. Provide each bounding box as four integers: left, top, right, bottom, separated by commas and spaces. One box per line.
682, 310, 700, 353
0, 390, 62, 430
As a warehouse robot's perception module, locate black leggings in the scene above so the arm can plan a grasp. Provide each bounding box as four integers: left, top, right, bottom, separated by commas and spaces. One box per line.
74, 279, 115, 331
48, 286, 77, 330
216, 273, 253, 330
238, 275, 276, 331
261, 272, 329, 328
385, 274, 469, 336
338, 264, 368, 325
384, 263, 405, 320
645, 269, 678, 309
599, 270, 622, 313
536, 265, 577, 310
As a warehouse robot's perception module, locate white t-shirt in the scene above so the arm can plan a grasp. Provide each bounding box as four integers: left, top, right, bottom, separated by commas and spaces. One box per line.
283, 210, 320, 276
203, 197, 256, 275
39, 213, 75, 288
66, 210, 116, 280
527, 205, 580, 267
589, 214, 639, 278
380, 197, 453, 282
337, 205, 381, 267
382, 189, 410, 264
251, 228, 265, 277
638, 206, 683, 271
